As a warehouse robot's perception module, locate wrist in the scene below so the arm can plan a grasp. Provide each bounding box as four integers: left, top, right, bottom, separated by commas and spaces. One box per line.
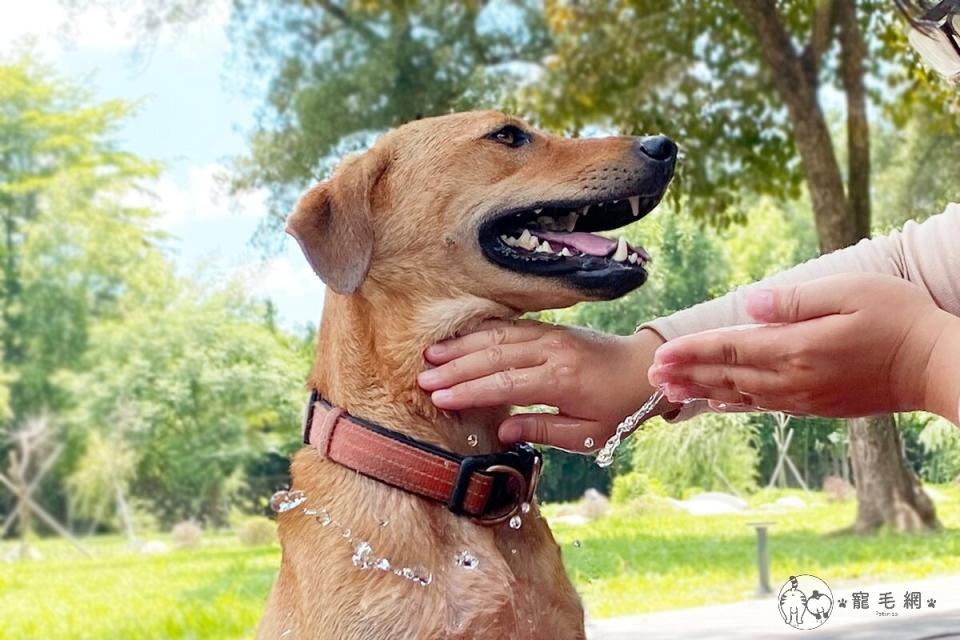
623, 328, 669, 415
923, 311, 960, 424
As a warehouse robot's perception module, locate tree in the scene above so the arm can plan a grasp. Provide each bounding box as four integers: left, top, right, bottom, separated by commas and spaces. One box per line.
0, 51, 164, 419
530, 0, 953, 532
60, 280, 309, 526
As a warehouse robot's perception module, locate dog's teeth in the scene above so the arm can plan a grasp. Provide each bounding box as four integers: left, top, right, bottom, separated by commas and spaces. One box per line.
534, 208, 542, 214
519, 229, 532, 246
501, 234, 513, 247
559, 247, 572, 257
612, 236, 629, 262
537, 216, 553, 229
580, 205, 590, 216
613, 200, 620, 204
629, 196, 640, 217
566, 213, 578, 232
628, 253, 638, 264
536, 240, 552, 253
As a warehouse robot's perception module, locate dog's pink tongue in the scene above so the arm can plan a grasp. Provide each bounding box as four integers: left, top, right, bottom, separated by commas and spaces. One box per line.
536, 231, 615, 256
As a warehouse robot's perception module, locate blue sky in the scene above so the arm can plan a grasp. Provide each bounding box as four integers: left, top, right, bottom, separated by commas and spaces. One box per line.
2, 0, 325, 330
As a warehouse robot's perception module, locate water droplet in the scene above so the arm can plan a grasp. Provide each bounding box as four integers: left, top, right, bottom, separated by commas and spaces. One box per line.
352, 541, 373, 568
303, 508, 318, 516
509, 515, 522, 530
377, 518, 390, 528
341, 528, 352, 539
270, 490, 307, 513
314, 509, 333, 526
573, 539, 581, 548
374, 558, 391, 571
511, 548, 518, 555
520, 501, 531, 514
466, 434, 478, 447
280, 630, 292, 638
583, 437, 594, 448
454, 550, 479, 570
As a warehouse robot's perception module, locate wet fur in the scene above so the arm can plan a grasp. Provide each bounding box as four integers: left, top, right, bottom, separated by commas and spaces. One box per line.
260, 111, 667, 639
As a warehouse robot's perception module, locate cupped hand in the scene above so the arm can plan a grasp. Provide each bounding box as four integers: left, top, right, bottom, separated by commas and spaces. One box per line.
418, 321, 666, 452
648, 273, 959, 419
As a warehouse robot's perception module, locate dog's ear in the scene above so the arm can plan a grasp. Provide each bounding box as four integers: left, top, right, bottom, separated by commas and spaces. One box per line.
286, 148, 389, 294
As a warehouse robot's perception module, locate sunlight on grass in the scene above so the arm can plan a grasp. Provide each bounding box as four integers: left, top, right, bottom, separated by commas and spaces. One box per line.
2, 486, 960, 637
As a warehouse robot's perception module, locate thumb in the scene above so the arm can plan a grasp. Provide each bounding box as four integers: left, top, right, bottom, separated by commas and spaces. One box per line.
746, 276, 854, 323
498, 413, 605, 454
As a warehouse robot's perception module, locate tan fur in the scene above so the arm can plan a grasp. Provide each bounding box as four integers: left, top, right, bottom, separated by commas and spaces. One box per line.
261, 111, 661, 639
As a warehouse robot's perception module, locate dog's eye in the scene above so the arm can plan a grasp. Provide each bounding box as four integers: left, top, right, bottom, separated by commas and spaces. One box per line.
487, 125, 531, 148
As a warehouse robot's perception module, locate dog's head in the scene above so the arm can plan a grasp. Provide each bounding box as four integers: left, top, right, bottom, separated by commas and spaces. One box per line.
288, 111, 675, 311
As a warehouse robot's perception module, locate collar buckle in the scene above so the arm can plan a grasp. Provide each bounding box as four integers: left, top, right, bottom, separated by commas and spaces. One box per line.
448, 445, 542, 526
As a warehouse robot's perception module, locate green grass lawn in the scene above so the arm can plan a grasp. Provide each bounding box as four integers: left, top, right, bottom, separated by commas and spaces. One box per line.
3, 486, 960, 639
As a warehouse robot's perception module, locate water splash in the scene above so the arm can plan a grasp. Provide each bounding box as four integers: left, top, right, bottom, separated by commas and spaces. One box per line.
572, 540, 581, 548
595, 388, 665, 468
270, 490, 307, 513
301, 505, 432, 587
508, 515, 522, 530
466, 434, 478, 447
454, 550, 479, 570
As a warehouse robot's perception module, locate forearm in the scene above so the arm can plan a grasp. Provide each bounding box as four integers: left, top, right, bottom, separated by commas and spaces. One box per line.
925, 312, 960, 425
643, 206, 960, 341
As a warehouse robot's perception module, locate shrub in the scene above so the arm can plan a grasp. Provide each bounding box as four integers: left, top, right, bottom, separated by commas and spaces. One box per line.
629, 413, 760, 498
918, 415, 960, 483
611, 472, 663, 505
822, 475, 854, 502
237, 517, 276, 546
171, 520, 203, 549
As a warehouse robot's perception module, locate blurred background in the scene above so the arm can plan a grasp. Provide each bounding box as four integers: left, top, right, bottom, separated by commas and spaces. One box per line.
1, 1, 959, 638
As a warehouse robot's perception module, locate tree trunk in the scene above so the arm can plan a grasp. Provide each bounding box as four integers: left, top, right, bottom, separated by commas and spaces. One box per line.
848, 415, 938, 532
735, 0, 939, 532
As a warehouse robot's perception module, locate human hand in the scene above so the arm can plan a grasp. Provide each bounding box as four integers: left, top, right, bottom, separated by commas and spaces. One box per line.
418, 321, 666, 452
648, 273, 960, 420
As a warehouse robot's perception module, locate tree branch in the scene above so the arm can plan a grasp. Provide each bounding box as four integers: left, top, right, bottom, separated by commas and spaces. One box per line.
801, 0, 838, 85
312, 0, 382, 45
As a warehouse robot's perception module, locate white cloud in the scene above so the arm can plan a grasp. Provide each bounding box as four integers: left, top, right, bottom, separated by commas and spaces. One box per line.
234, 249, 327, 328
0, 0, 230, 58
130, 162, 266, 231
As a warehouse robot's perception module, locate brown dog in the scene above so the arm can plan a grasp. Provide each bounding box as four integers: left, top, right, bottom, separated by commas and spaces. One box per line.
258, 111, 676, 639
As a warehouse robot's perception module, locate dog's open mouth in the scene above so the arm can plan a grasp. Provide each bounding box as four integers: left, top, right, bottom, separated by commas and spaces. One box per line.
478, 192, 664, 282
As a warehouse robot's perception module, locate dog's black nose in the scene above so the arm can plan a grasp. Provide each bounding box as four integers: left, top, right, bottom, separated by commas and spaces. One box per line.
635, 135, 678, 163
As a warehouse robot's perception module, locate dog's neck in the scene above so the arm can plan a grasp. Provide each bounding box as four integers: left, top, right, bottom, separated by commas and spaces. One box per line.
309, 289, 520, 455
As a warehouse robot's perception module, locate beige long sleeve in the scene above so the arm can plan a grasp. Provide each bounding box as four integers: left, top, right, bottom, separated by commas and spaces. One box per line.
641, 203, 960, 419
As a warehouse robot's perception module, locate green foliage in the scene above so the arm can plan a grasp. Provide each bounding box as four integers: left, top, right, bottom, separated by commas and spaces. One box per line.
917, 414, 960, 484
629, 414, 760, 498
59, 281, 308, 526
610, 471, 663, 505
0, 51, 162, 419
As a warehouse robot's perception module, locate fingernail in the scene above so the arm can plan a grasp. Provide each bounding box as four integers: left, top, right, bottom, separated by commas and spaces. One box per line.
424, 344, 446, 359
499, 422, 522, 443
431, 389, 454, 404
417, 369, 439, 386
746, 289, 775, 320
654, 345, 681, 365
